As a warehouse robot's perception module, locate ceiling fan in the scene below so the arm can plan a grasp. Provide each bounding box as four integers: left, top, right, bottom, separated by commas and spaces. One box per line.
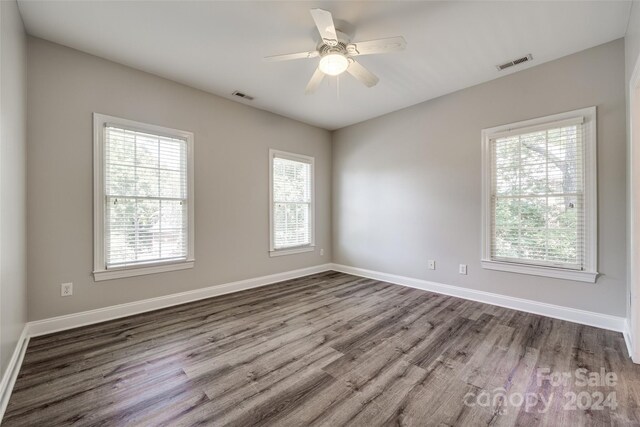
265, 9, 406, 94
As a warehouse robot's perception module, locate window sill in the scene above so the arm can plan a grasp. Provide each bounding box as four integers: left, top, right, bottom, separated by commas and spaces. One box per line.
270, 246, 315, 257
481, 260, 598, 283
94, 260, 194, 282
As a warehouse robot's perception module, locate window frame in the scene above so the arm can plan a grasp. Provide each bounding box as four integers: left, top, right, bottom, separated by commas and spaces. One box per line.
269, 149, 315, 257
93, 113, 195, 281
480, 107, 598, 283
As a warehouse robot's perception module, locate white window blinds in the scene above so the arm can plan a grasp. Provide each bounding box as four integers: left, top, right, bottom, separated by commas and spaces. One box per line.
271, 153, 313, 250
490, 118, 586, 270
104, 125, 189, 268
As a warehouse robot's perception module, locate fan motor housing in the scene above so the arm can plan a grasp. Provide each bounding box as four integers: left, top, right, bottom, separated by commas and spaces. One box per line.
319, 42, 348, 56
317, 30, 350, 56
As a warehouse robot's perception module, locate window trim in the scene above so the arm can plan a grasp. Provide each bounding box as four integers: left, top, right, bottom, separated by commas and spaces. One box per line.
480, 107, 598, 283
93, 113, 195, 281
269, 149, 315, 257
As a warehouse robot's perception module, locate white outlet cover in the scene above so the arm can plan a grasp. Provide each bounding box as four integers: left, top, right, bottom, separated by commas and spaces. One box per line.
459, 264, 467, 275
428, 260, 435, 270
61, 282, 73, 296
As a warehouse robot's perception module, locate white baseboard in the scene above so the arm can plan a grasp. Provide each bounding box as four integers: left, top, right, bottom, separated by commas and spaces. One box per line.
0, 260, 631, 423
330, 263, 627, 333
0, 264, 633, 421
624, 318, 634, 360
623, 318, 640, 363
27, 263, 333, 337
0, 326, 29, 421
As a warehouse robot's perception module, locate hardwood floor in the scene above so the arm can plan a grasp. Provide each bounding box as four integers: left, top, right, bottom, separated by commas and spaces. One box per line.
4, 271, 640, 426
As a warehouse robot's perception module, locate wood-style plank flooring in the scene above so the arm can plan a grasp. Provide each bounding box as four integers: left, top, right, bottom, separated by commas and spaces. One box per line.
4, 271, 640, 426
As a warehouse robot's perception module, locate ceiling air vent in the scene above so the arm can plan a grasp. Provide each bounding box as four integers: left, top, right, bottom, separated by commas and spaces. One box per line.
232, 91, 254, 101
496, 54, 533, 71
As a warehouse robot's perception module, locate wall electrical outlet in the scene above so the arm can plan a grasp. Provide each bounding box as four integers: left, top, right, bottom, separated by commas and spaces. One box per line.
459, 264, 468, 275
320, 248, 324, 256
61, 282, 73, 297
428, 260, 436, 270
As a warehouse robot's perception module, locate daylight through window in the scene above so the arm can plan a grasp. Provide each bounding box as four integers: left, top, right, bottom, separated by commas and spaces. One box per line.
104, 126, 189, 267
93, 114, 194, 280
482, 107, 597, 282
270, 150, 314, 254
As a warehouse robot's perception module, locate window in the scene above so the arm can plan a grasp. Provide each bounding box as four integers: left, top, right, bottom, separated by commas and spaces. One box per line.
269, 149, 314, 256
93, 114, 194, 281
481, 107, 597, 282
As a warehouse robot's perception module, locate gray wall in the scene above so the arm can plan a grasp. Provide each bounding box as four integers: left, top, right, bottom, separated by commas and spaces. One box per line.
626, 1, 640, 84
27, 37, 331, 321
0, 0, 27, 375
332, 39, 627, 316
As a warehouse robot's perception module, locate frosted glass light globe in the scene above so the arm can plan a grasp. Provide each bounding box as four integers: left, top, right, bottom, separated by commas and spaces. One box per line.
319, 53, 349, 76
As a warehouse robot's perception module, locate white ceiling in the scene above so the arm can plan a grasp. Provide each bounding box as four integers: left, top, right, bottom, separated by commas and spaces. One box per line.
17, 1, 631, 130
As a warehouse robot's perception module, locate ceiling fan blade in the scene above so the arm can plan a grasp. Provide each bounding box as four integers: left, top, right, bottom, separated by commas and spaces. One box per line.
264, 50, 319, 62
310, 9, 338, 47
346, 36, 407, 56
346, 60, 379, 88
305, 68, 325, 94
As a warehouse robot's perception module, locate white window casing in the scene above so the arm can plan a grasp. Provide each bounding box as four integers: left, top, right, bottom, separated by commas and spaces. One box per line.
93, 113, 195, 281
269, 149, 315, 257
481, 107, 598, 283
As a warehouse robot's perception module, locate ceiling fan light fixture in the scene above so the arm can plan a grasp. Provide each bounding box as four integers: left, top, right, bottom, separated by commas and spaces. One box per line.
264, 8, 406, 92
319, 53, 349, 76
